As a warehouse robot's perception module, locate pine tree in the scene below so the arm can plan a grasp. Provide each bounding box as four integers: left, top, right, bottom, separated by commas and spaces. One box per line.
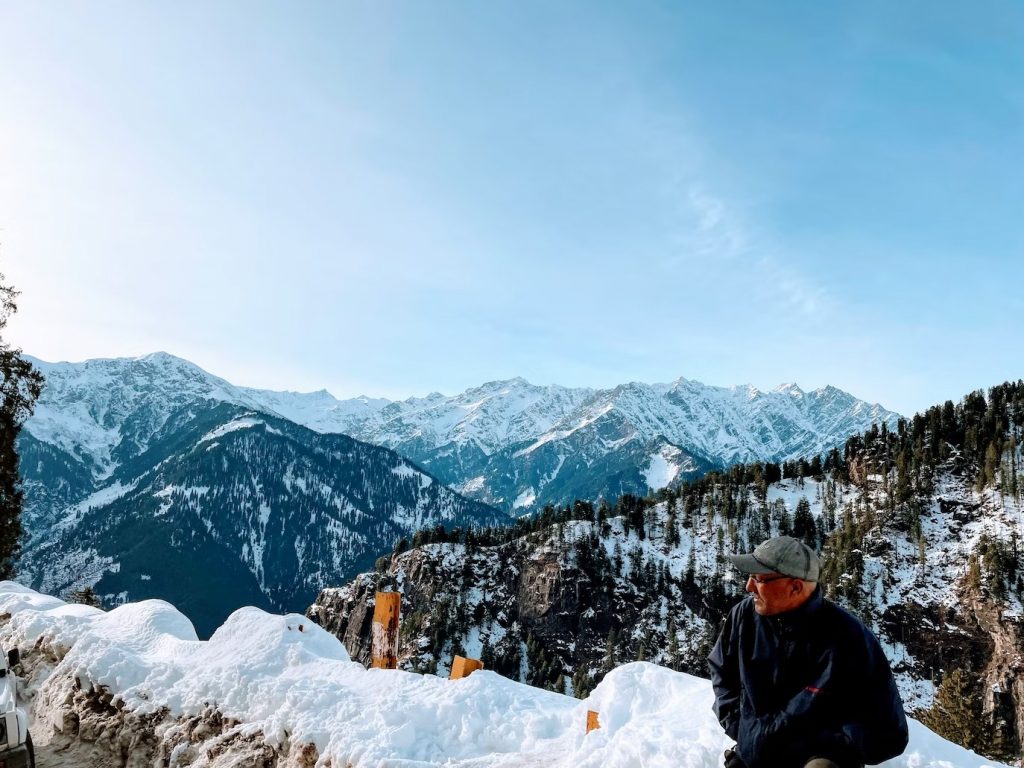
0, 275, 44, 578
480, 638, 494, 670
682, 494, 695, 529
772, 499, 792, 536
792, 497, 816, 548
980, 442, 1000, 490
572, 665, 594, 698
553, 673, 566, 694
666, 619, 680, 670
603, 628, 618, 671
665, 505, 680, 548
68, 585, 103, 608
630, 638, 647, 667
966, 555, 982, 592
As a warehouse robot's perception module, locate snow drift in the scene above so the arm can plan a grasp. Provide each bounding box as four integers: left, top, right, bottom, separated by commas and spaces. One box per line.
0, 582, 1008, 767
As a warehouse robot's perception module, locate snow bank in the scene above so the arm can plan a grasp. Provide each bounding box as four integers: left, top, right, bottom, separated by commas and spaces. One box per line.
0, 582, 1009, 767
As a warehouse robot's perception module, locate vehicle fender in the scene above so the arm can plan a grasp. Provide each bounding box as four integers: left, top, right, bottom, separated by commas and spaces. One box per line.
3, 709, 27, 747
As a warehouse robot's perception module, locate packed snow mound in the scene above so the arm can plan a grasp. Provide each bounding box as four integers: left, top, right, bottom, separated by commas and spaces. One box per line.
0, 583, 1008, 767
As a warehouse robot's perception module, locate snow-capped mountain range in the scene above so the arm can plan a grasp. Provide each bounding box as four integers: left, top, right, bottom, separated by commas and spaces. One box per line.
16, 352, 897, 634
22, 352, 901, 518
330, 376, 900, 511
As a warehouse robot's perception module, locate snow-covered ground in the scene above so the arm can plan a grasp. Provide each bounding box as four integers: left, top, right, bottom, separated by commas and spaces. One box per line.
0, 582, 1008, 768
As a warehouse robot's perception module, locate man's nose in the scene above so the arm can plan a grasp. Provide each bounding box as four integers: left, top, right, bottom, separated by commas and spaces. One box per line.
745, 576, 756, 593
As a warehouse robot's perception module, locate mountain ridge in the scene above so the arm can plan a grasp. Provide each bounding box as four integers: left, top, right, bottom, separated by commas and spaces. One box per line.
23, 352, 901, 514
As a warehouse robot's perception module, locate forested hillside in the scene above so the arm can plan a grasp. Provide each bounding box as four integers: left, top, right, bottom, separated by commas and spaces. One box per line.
310, 381, 1024, 762
20, 401, 507, 636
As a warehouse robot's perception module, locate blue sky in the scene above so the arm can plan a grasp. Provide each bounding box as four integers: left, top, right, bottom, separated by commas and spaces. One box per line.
1, 1, 1022, 416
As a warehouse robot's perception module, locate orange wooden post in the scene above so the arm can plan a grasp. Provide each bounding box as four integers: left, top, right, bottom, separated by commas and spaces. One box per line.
449, 655, 484, 680
370, 591, 401, 669
586, 710, 600, 733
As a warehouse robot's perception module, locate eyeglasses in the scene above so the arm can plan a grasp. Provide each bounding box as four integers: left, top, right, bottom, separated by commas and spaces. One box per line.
748, 573, 788, 585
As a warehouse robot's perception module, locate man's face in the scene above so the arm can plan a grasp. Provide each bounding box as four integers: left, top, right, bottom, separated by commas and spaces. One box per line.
745, 572, 808, 616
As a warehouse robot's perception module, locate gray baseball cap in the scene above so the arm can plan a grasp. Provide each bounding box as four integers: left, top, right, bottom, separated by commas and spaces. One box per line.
727, 536, 820, 582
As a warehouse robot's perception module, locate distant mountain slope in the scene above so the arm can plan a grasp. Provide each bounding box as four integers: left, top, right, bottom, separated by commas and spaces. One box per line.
19, 399, 506, 636
20, 353, 901, 523
20, 352, 256, 535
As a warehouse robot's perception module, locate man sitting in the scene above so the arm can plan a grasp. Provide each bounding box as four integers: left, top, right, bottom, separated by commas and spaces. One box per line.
708, 535, 908, 768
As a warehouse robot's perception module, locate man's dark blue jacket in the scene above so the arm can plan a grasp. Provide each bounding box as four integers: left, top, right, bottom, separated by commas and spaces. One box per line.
708, 588, 909, 768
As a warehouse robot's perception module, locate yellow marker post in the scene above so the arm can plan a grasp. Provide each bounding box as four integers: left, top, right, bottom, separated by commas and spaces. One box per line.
370, 591, 401, 669
449, 655, 484, 680
586, 710, 600, 733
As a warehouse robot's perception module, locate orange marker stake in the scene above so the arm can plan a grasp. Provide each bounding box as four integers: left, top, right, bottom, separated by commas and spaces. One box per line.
370, 592, 401, 669
449, 655, 484, 679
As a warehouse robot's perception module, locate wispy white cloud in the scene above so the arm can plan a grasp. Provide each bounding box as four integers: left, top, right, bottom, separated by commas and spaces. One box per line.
667, 184, 747, 263
776, 272, 828, 316
668, 182, 830, 319
687, 184, 729, 245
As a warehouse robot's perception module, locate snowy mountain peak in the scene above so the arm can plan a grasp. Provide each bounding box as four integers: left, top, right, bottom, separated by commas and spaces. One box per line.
813, 383, 844, 396
133, 350, 192, 365
772, 382, 805, 396
741, 384, 762, 399
466, 376, 536, 397
23, 353, 252, 474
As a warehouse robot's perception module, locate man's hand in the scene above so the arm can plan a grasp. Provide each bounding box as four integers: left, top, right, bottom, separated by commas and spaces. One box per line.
723, 747, 747, 768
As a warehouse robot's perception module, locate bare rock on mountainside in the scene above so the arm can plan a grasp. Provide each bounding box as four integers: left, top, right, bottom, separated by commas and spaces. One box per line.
308, 513, 701, 683
964, 589, 1024, 752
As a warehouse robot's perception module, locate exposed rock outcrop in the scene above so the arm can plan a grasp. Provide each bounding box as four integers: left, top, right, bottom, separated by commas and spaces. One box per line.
966, 592, 1023, 754
307, 519, 716, 689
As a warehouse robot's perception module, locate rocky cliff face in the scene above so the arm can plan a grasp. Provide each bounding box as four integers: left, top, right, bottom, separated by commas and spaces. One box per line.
308, 502, 729, 689
308, 571, 379, 665
966, 592, 1024, 753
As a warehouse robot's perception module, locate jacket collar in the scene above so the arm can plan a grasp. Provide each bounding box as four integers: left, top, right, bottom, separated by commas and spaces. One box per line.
766, 584, 823, 631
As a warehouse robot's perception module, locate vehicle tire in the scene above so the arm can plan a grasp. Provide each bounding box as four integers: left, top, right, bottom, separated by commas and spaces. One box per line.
26, 731, 34, 768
